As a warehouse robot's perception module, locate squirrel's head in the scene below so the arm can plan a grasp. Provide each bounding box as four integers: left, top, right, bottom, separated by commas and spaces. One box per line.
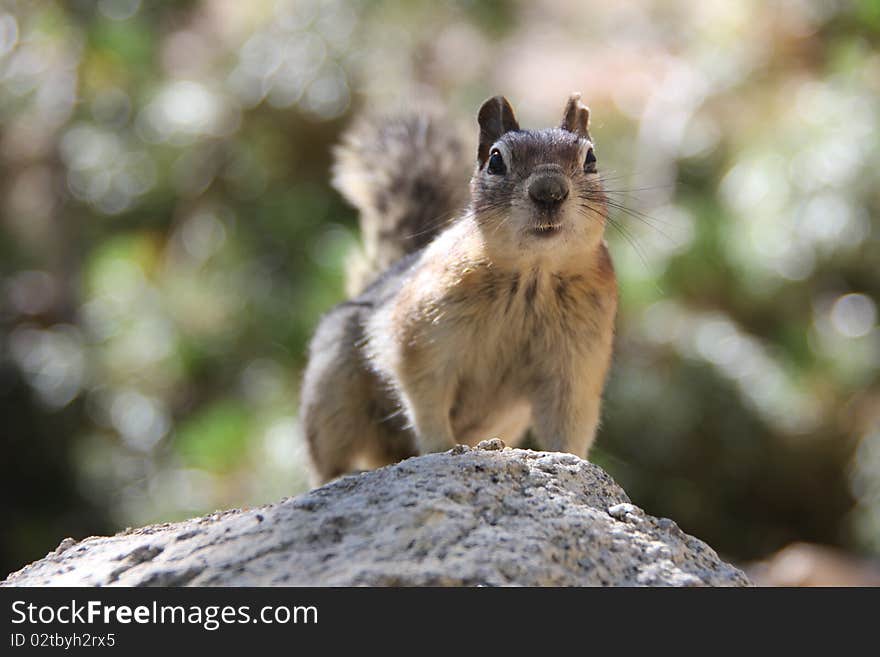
471, 94, 605, 258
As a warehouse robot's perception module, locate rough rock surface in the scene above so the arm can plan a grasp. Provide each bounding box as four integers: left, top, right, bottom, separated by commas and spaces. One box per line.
3, 443, 750, 586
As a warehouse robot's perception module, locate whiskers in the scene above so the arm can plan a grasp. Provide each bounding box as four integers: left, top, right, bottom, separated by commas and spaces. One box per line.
577, 199, 653, 272
576, 173, 678, 284
477, 198, 515, 237
394, 206, 466, 245
383, 168, 680, 284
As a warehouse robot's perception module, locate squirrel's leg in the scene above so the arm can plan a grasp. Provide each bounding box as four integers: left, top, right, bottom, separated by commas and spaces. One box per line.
529, 378, 602, 458
304, 388, 372, 486
396, 371, 458, 454
302, 319, 387, 485
305, 417, 357, 486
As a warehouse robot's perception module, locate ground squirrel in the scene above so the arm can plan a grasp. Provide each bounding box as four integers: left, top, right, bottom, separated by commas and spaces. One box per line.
301, 93, 618, 484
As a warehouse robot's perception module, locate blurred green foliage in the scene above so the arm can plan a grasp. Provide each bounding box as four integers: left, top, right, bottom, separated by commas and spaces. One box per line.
1, 0, 879, 575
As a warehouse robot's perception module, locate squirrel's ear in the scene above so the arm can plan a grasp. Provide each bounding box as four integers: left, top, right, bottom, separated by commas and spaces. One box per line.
560, 93, 591, 140
477, 96, 519, 165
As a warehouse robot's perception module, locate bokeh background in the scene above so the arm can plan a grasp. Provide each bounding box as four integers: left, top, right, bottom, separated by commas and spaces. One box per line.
2, 0, 880, 583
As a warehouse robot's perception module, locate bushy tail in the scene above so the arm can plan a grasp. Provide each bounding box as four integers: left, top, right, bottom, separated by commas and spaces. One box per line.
332, 113, 471, 296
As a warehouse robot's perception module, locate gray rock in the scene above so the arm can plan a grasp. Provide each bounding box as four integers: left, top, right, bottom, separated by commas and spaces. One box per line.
2, 445, 751, 586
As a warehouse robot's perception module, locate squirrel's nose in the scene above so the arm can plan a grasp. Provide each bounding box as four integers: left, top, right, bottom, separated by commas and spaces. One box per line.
528, 174, 569, 206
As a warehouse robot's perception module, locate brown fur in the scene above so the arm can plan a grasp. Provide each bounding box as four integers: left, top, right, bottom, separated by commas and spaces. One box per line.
302, 93, 618, 484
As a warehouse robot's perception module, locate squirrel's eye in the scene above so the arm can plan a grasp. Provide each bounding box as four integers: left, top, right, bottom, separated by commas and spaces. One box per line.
487, 149, 506, 175
584, 148, 597, 173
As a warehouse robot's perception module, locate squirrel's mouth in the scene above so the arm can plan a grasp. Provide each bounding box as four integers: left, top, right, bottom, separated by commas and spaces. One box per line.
530, 222, 563, 237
